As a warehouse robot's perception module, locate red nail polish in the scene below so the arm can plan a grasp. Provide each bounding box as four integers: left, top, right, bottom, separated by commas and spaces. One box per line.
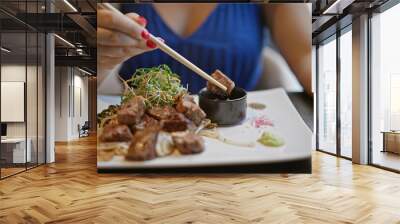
141, 30, 150, 40
146, 39, 157, 49
137, 16, 147, 26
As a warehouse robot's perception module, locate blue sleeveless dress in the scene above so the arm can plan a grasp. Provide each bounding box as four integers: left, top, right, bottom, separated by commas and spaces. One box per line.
120, 4, 267, 93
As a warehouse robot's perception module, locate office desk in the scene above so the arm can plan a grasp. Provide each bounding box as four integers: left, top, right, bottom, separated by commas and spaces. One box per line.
1, 138, 32, 164
382, 131, 400, 154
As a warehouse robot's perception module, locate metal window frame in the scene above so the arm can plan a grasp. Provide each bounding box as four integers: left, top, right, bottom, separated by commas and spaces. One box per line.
315, 22, 353, 161
316, 33, 339, 156
338, 24, 353, 160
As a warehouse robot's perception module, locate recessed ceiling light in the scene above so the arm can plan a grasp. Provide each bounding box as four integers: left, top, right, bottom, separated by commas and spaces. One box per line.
63, 0, 78, 12
322, 0, 354, 15
1, 47, 11, 53
77, 67, 93, 76
54, 34, 75, 48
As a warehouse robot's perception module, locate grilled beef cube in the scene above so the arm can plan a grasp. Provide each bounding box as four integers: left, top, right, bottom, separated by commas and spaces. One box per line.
175, 95, 206, 126
135, 114, 160, 130
176, 95, 194, 114
147, 106, 177, 120
172, 133, 205, 155
184, 103, 206, 126
176, 100, 191, 114
161, 113, 188, 132
99, 123, 133, 142
176, 94, 196, 113
117, 96, 145, 125
207, 69, 235, 97
139, 114, 160, 129
126, 129, 159, 161
182, 94, 196, 103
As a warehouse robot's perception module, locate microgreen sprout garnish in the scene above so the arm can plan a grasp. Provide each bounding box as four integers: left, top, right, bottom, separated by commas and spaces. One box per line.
123, 64, 187, 107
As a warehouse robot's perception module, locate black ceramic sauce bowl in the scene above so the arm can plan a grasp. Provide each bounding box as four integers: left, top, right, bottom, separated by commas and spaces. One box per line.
198, 87, 247, 126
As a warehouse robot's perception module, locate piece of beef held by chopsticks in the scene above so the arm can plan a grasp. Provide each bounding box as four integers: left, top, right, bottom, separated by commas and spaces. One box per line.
126, 128, 159, 161
117, 96, 145, 125
172, 132, 205, 154
207, 69, 235, 97
99, 123, 133, 142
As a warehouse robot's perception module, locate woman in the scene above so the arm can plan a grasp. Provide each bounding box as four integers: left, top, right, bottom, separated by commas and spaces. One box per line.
97, 3, 311, 95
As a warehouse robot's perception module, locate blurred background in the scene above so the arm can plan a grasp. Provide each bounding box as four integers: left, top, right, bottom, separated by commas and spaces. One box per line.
0, 0, 96, 179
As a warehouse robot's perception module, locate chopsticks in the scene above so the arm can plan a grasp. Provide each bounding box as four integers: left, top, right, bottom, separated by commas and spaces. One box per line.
98, 3, 228, 92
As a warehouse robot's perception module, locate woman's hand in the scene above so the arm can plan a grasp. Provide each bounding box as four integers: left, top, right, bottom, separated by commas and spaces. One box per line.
97, 9, 159, 71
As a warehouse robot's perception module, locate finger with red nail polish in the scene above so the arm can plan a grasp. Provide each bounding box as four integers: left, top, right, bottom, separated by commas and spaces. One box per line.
146, 39, 157, 49
137, 16, 147, 26
141, 30, 150, 40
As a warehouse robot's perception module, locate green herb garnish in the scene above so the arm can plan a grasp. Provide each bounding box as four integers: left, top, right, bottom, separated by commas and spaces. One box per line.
258, 132, 284, 147
124, 64, 187, 107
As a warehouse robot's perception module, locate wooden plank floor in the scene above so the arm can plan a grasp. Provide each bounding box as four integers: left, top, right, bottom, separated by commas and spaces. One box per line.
1, 136, 400, 224
1, 167, 26, 178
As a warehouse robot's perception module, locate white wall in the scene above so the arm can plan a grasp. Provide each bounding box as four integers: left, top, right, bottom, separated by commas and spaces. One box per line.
54, 67, 89, 141
54, 66, 70, 141
72, 73, 89, 138
0, 65, 41, 138
1, 65, 26, 138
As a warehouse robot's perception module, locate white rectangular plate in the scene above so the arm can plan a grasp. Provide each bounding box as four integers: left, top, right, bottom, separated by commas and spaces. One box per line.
97, 88, 311, 169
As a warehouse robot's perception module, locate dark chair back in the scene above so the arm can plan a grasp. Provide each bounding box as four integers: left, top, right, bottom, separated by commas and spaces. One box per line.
82, 121, 90, 130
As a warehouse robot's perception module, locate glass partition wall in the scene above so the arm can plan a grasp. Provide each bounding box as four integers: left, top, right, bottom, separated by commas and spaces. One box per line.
316, 26, 353, 159
0, 1, 46, 179
317, 35, 337, 155
370, 2, 400, 172
339, 28, 352, 159
0, 30, 27, 177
